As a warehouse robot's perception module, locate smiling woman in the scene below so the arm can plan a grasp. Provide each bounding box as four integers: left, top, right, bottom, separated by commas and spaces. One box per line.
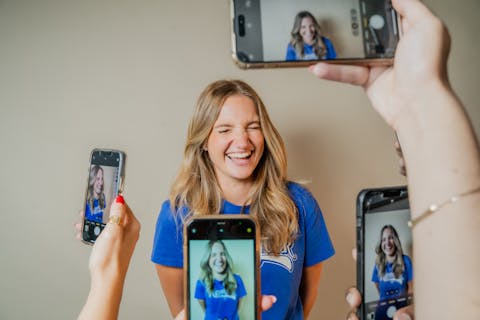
286, 11, 337, 61
206, 94, 265, 201
150, 79, 334, 319
195, 240, 247, 320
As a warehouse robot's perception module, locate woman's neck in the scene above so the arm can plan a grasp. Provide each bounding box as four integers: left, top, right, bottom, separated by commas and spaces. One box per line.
386, 255, 396, 264
219, 179, 253, 206
213, 272, 226, 281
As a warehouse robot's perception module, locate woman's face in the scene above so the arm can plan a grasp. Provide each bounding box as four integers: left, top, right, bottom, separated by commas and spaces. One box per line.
381, 228, 396, 257
93, 169, 104, 197
206, 94, 265, 189
300, 16, 316, 45
209, 242, 227, 275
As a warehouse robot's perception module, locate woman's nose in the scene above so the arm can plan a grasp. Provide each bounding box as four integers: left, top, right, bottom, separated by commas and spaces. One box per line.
233, 128, 250, 145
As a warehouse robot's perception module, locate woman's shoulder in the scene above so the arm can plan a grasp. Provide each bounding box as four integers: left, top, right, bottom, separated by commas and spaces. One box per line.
403, 254, 413, 265
158, 199, 190, 221
286, 181, 314, 199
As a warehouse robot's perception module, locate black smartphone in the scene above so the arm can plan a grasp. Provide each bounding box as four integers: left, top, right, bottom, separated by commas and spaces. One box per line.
81, 148, 126, 245
230, 0, 401, 69
356, 186, 413, 320
184, 215, 261, 320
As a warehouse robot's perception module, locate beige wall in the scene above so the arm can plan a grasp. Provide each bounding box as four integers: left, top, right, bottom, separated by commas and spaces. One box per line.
0, 0, 478, 319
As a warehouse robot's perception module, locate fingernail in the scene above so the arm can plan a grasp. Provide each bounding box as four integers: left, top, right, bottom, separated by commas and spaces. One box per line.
272, 296, 277, 304
115, 195, 125, 204
345, 292, 354, 305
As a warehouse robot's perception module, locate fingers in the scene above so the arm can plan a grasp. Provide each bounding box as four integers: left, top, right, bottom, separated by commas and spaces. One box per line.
345, 287, 362, 308
345, 287, 361, 319
174, 309, 185, 320
392, 0, 433, 25
352, 248, 357, 261
394, 133, 407, 177
261, 295, 277, 311
346, 309, 359, 320
309, 63, 370, 87
75, 210, 83, 240
394, 305, 414, 320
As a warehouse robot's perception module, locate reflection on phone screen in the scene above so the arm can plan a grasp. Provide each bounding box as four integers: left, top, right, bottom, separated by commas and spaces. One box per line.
363, 207, 413, 320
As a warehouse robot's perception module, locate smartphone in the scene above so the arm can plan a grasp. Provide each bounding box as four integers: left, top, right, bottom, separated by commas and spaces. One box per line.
356, 186, 413, 320
184, 215, 261, 320
81, 149, 126, 245
230, 0, 401, 69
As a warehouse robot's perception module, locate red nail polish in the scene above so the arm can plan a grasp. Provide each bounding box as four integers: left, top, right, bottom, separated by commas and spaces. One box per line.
115, 195, 125, 204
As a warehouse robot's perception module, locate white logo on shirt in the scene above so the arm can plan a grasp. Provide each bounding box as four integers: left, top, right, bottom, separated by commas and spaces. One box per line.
260, 244, 297, 272
210, 288, 236, 300
381, 272, 404, 285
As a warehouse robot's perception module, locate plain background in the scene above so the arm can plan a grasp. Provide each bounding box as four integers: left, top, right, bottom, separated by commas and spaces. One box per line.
0, 0, 478, 319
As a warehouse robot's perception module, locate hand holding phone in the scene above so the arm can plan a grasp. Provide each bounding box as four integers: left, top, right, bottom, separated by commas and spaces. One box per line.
82, 149, 126, 244
184, 215, 261, 320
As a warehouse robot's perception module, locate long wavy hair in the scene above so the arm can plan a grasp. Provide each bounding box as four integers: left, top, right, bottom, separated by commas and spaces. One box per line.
375, 225, 405, 278
199, 240, 237, 295
87, 165, 106, 211
290, 11, 326, 59
170, 79, 298, 254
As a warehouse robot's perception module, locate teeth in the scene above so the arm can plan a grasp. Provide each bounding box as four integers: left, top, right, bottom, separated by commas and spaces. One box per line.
227, 151, 252, 159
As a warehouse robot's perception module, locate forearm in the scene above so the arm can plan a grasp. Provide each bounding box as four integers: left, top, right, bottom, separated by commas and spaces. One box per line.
300, 288, 318, 320
300, 263, 323, 319
155, 264, 184, 316
78, 277, 125, 320
396, 80, 480, 214
396, 81, 480, 318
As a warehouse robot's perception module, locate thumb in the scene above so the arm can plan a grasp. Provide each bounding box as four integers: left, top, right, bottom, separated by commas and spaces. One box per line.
107, 195, 128, 227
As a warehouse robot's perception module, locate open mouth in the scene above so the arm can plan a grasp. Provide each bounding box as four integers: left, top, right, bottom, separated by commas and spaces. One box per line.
226, 151, 253, 160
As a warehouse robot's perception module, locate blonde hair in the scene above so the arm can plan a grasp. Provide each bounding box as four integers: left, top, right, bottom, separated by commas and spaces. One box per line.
170, 80, 298, 254
87, 165, 106, 211
290, 11, 326, 59
375, 225, 405, 278
199, 240, 237, 295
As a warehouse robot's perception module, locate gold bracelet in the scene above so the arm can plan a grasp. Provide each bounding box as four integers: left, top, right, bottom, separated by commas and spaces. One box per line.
408, 186, 480, 228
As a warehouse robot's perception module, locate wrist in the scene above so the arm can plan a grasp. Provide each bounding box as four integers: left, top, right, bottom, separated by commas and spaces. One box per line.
393, 78, 455, 132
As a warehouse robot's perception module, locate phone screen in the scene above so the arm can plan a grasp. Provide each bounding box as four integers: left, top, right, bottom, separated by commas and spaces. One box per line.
185, 216, 259, 320
82, 149, 124, 244
232, 0, 399, 67
357, 187, 413, 320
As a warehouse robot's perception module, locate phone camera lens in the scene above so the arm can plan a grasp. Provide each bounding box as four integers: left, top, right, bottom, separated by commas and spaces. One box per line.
238, 15, 245, 37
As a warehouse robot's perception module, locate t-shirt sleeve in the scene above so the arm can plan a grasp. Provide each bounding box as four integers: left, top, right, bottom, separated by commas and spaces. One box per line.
194, 279, 206, 300
323, 37, 337, 59
286, 43, 297, 61
151, 200, 184, 267
372, 265, 379, 283
235, 274, 247, 299
404, 255, 413, 281
292, 183, 335, 267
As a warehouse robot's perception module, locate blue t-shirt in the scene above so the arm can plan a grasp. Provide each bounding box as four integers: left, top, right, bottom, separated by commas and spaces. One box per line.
195, 274, 247, 320
85, 198, 105, 223
371, 254, 413, 301
151, 182, 335, 320
285, 36, 336, 61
